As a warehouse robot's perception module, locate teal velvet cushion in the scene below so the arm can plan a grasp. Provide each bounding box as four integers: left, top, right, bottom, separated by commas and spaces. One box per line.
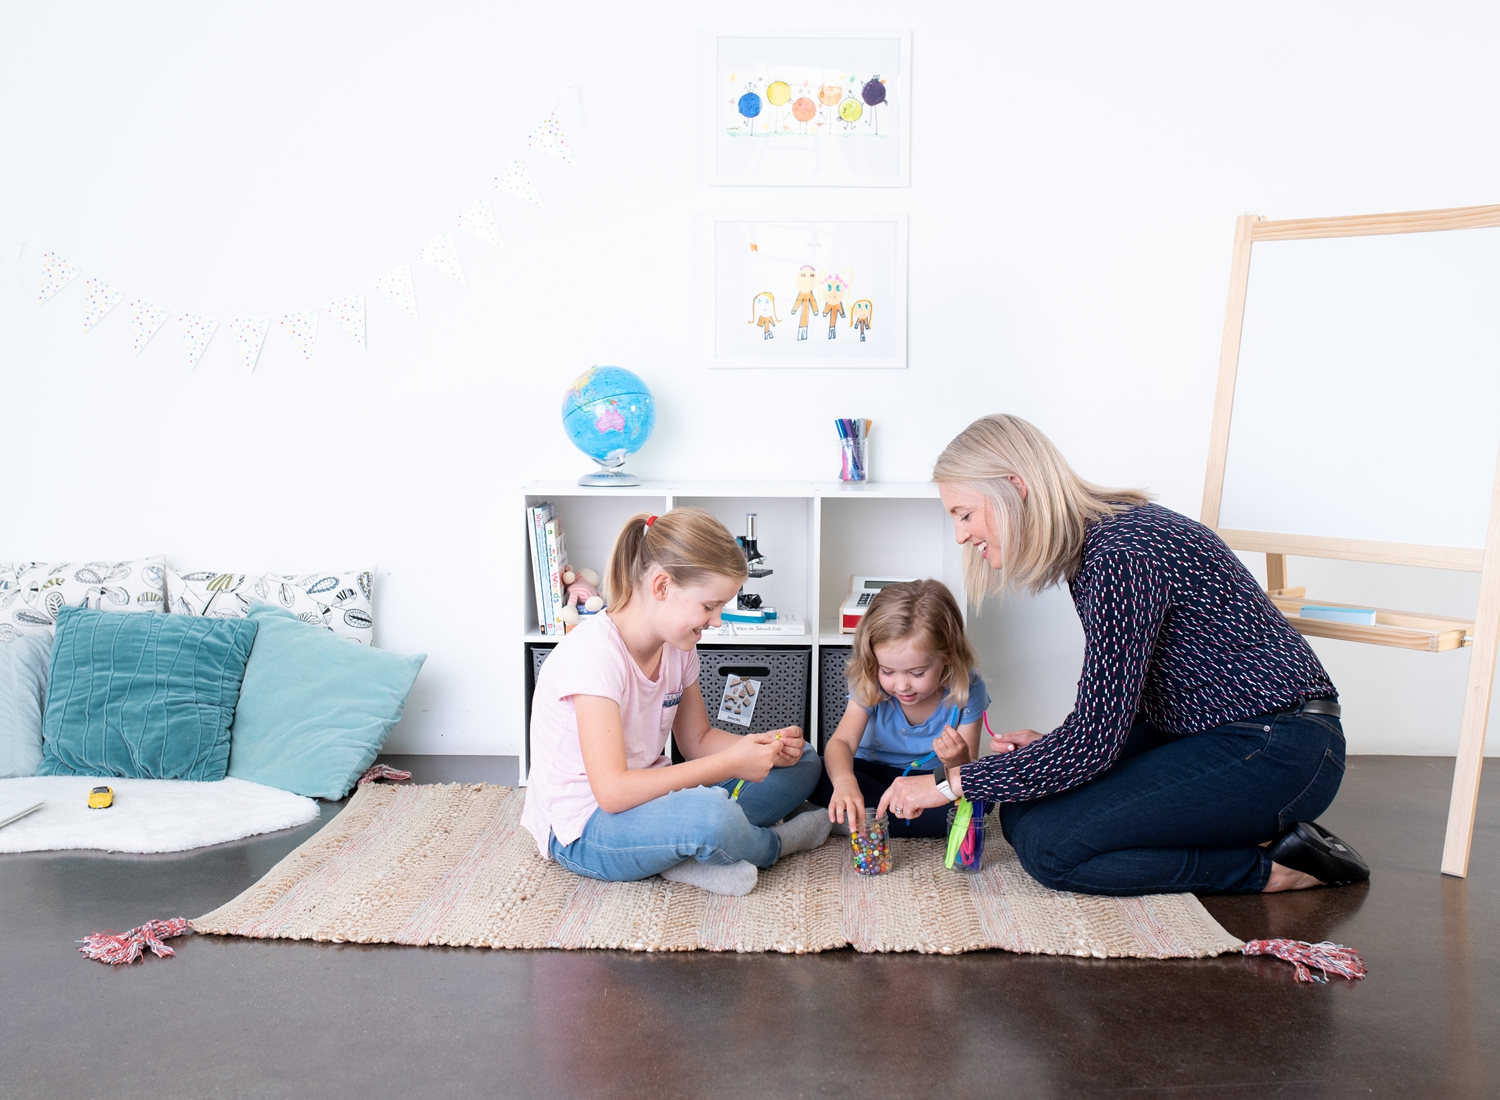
38, 605, 258, 781
0, 634, 53, 778
227, 604, 425, 800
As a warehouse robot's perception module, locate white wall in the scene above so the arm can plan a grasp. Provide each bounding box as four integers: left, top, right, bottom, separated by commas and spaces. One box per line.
4, 1, 1499, 757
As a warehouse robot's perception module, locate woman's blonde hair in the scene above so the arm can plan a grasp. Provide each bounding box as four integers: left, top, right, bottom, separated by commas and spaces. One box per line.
932, 414, 1151, 600
847, 579, 977, 709
605, 508, 747, 611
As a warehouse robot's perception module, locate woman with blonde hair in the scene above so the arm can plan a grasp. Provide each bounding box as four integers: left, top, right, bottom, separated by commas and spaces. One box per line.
877, 415, 1369, 896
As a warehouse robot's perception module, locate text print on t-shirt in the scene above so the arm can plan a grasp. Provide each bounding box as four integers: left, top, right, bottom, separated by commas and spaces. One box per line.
663, 690, 683, 708
717, 676, 761, 728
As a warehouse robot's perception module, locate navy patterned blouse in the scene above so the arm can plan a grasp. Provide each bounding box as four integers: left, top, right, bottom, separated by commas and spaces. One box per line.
958, 503, 1335, 804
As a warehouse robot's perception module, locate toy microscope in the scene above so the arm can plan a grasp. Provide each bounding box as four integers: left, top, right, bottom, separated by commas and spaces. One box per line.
724, 513, 777, 623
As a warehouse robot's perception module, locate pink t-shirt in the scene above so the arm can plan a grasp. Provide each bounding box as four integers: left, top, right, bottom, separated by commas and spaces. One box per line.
520, 611, 700, 857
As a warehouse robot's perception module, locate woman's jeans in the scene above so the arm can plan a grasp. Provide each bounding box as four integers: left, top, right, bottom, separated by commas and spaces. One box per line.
549, 746, 821, 881
808, 757, 951, 838
999, 707, 1346, 896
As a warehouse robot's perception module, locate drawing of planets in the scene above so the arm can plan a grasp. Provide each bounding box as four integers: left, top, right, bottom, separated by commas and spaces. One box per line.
738, 92, 762, 120
766, 81, 791, 106
838, 98, 864, 123
818, 83, 842, 107
861, 78, 888, 106
792, 97, 816, 122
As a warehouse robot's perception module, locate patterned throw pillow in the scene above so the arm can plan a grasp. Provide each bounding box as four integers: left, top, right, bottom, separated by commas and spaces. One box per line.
0, 557, 167, 640
165, 568, 374, 645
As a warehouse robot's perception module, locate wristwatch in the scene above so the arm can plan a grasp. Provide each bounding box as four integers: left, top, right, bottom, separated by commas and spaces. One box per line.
933, 763, 957, 802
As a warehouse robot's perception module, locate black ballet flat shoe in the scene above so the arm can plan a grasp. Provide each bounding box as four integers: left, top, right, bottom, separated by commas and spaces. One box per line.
1266, 821, 1371, 886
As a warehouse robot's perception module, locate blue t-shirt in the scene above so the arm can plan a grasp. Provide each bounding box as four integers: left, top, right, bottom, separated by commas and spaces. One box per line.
855, 672, 991, 768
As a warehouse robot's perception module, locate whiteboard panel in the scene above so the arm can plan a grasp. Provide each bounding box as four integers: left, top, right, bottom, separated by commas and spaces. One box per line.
1219, 228, 1500, 549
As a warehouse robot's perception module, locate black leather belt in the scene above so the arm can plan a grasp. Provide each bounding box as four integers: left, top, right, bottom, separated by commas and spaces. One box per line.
1286, 698, 1341, 719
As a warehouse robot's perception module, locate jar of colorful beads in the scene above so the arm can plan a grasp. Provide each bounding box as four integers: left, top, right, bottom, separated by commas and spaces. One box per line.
851, 809, 891, 875
946, 804, 988, 874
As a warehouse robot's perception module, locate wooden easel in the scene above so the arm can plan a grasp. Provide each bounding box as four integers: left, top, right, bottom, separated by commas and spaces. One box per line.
1201, 204, 1500, 877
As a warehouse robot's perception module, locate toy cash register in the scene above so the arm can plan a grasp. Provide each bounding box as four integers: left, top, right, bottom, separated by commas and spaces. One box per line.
840, 576, 915, 633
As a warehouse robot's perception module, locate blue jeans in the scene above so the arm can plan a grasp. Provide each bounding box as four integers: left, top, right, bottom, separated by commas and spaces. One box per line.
999, 707, 1346, 896
808, 757, 952, 838
549, 746, 821, 881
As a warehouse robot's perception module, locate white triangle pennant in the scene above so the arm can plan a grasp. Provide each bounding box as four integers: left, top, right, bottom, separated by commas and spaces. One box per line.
179, 314, 218, 370
228, 318, 270, 374
38, 252, 80, 305
418, 232, 466, 284
494, 159, 543, 208
80, 277, 124, 333
525, 114, 577, 166
328, 293, 365, 348
373, 265, 419, 319
457, 199, 506, 248
279, 311, 319, 361
127, 300, 168, 356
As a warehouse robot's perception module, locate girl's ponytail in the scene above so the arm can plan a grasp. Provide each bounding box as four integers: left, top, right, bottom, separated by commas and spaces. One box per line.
605, 508, 747, 610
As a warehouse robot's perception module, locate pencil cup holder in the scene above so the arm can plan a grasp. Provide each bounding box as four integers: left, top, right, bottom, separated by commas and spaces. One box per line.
946, 806, 988, 874
851, 809, 891, 875
839, 438, 869, 482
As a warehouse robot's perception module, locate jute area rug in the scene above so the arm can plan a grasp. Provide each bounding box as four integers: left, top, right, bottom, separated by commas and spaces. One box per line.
194, 783, 1244, 957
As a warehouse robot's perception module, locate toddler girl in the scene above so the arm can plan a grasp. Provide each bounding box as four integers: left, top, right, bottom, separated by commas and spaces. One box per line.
520, 508, 829, 897
812, 579, 989, 838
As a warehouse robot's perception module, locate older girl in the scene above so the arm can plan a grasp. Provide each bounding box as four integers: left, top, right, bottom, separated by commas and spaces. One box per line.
878, 415, 1369, 896
520, 508, 829, 897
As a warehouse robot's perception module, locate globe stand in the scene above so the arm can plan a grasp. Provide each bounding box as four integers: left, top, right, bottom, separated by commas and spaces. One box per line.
578, 460, 641, 487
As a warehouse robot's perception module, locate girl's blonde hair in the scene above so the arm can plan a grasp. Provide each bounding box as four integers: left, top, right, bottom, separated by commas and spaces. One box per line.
932, 414, 1150, 600
847, 579, 977, 709
605, 508, 747, 611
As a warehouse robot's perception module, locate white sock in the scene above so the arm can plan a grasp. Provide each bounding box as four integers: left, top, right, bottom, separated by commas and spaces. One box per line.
828, 817, 851, 837
771, 809, 833, 857
660, 859, 758, 897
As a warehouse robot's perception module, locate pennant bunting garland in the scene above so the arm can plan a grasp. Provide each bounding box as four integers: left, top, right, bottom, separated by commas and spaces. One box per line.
38, 252, 80, 305
495, 159, 543, 207
80, 277, 124, 333
525, 114, 577, 166
227, 318, 270, 373
327, 293, 366, 348
279, 311, 319, 361
127, 300, 169, 356
457, 199, 506, 248
179, 314, 218, 370
418, 232, 466, 283
373, 265, 419, 319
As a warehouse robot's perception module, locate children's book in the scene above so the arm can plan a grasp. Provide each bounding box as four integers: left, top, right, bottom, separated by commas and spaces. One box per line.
544, 518, 568, 635
528, 503, 554, 634
700, 614, 806, 637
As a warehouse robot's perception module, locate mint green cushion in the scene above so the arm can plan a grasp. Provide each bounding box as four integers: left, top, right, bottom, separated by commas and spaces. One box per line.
227, 604, 425, 799
38, 605, 257, 781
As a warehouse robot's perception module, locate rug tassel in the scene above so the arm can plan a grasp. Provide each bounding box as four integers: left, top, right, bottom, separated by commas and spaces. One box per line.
78, 917, 193, 966
358, 764, 412, 786
1242, 938, 1367, 983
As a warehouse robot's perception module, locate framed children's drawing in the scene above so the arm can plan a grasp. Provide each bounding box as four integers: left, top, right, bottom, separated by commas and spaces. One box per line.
702, 30, 912, 187
704, 214, 908, 370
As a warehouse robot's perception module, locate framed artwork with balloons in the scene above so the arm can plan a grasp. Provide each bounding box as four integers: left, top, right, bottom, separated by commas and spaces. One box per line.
703, 214, 908, 369
702, 30, 911, 187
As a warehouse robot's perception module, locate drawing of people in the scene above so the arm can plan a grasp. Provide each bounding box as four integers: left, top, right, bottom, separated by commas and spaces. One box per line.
818, 83, 842, 132
851, 298, 873, 341
749, 292, 779, 339
821, 269, 851, 339
792, 266, 819, 340
791, 95, 817, 135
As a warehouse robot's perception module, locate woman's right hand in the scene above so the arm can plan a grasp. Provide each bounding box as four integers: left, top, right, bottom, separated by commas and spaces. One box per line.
827, 780, 865, 833
725, 733, 782, 782
991, 728, 1045, 754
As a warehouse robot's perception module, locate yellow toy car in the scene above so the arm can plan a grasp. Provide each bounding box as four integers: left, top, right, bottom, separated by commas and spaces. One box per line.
87, 785, 114, 809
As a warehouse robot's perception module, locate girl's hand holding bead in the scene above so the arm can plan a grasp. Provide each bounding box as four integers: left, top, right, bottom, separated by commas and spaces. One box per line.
770, 726, 804, 766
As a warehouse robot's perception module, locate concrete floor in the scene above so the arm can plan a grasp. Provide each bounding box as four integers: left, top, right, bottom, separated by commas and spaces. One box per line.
2, 756, 1498, 1100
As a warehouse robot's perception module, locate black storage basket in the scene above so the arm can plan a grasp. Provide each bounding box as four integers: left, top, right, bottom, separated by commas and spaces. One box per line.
819, 643, 853, 750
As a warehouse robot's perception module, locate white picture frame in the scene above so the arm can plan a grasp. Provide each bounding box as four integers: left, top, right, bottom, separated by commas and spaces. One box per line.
704, 214, 908, 370
702, 29, 912, 188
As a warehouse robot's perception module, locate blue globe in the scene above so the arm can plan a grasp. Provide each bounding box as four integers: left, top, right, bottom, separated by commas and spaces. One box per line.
562, 366, 655, 480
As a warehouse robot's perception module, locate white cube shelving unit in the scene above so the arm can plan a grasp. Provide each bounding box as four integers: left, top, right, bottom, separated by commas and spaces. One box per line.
520, 480, 964, 777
